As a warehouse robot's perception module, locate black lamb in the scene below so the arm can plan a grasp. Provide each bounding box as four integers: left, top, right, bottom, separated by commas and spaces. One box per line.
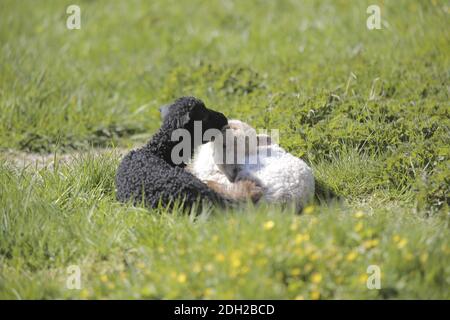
115, 96, 230, 210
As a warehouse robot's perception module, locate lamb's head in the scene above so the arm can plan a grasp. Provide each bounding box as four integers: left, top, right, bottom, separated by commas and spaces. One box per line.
159, 96, 228, 142
213, 120, 271, 182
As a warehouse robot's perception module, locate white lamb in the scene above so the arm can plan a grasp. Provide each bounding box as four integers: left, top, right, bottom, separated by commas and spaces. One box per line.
188, 120, 315, 209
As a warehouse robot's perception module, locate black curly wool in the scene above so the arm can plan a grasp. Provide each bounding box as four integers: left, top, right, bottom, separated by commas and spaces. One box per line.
115, 97, 230, 210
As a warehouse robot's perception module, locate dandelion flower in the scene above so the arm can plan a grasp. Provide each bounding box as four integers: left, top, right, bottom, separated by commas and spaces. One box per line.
363, 239, 379, 249
354, 222, 364, 233
263, 220, 275, 230
346, 251, 358, 262
215, 253, 225, 262
177, 273, 187, 283
231, 257, 241, 268
358, 273, 369, 284
397, 238, 408, 249
303, 205, 315, 215
311, 272, 322, 284
310, 291, 321, 300
80, 289, 89, 299
354, 211, 364, 218
291, 268, 301, 276
295, 233, 310, 245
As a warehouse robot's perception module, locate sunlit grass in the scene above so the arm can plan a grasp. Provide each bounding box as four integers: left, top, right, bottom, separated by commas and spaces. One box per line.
0, 0, 449, 299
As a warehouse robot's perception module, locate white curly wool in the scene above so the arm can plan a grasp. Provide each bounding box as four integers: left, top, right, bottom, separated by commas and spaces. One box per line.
188, 120, 315, 208
243, 143, 315, 207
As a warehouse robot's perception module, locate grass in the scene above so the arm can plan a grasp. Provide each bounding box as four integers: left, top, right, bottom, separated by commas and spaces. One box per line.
0, 0, 449, 299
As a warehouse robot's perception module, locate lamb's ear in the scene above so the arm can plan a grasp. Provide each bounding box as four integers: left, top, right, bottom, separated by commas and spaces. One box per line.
159, 104, 170, 120
177, 112, 191, 127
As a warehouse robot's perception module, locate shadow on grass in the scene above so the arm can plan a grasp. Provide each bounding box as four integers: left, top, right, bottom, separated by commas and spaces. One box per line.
314, 177, 342, 205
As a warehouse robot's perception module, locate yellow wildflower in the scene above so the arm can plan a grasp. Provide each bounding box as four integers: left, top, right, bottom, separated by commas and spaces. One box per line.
215, 253, 225, 262
263, 220, 275, 230
100, 274, 108, 283
294, 234, 304, 244
354, 211, 364, 218
310, 252, 320, 261
397, 238, 408, 249
311, 272, 322, 284
231, 257, 241, 268
295, 295, 305, 300
346, 251, 358, 262
358, 273, 369, 284
79, 289, 89, 299
177, 273, 187, 283
311, 291, 321, 300
303, 205, 315, 215
291, 268, 301, 276
363, 239, 379, 249
354, 222, 364, 233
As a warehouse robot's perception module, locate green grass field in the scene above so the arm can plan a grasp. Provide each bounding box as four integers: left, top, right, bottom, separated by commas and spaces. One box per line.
0, 0, 449, 299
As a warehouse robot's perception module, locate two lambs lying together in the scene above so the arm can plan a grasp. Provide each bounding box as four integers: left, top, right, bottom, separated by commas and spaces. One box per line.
188, 120, 315, 210
116, 97, 314, 211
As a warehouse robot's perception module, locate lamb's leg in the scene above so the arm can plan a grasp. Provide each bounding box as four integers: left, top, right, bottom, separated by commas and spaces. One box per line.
206, 180, 263, 203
